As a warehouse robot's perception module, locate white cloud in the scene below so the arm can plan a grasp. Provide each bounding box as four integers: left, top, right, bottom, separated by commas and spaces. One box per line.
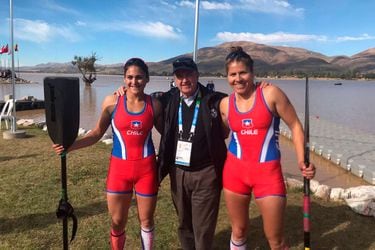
215, 31, 327, 44
96, 21, 182, 40
43, 0, 80, 16
14, 18, 81, 43
133, 22, 182, 39
337, 34, 375, 42
75, 21, 86, 27
237, 0, 304, 16
201, 1, 232, 10
161, 0, 177, 9
177, 1, 232, 10
177, 1, 195, 8
175, 0, 302, 16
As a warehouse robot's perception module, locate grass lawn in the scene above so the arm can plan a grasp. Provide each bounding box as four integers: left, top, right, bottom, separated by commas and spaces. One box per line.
1, 127, 374, 249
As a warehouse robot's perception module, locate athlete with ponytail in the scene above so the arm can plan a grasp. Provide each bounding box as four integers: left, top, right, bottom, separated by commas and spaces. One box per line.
220, 47, 316, 250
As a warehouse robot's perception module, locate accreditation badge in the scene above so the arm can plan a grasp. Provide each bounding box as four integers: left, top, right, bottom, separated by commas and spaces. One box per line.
175, 139, 192, 166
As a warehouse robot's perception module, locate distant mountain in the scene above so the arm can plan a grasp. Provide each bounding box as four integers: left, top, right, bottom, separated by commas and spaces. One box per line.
342, 48, 375, 73
21, 62, 78, 73
20, 41, 375, 77
147, 41, 338, 76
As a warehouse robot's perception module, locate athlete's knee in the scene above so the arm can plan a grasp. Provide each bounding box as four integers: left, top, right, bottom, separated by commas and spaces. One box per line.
111, 216, 127, 230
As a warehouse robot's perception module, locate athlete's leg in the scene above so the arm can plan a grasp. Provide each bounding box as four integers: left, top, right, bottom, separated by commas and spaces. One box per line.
255, 196, 288, 250
224, 188, 251, 250
107, 193, 133, 250
132, 155, 158, 249
136, 195, 157, 250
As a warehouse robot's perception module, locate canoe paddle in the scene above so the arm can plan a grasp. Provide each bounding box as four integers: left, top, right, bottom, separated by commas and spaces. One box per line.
303, 76, 311, 250
44, 77, 80, 250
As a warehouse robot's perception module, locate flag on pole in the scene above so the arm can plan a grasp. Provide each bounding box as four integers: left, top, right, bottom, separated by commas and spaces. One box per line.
0, 45, 5, 54
2, 44, 9, 54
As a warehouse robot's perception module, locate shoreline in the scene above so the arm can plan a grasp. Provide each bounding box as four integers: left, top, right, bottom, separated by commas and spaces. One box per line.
0, 78, 32, 84
279, 136, 369, 188
280, 116, 375, 185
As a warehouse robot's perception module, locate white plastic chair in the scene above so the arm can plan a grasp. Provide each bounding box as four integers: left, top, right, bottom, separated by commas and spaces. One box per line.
0, 99, 15, 130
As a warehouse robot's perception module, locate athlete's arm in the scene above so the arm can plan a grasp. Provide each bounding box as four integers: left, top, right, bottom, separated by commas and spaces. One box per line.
268, 86, 315, 179
219, 96, 230, 138
152, 97, 164, 134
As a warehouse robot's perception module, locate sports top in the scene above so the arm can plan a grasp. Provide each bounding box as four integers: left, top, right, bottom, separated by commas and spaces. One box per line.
227, 86, 280, 162
111, 95, 155, 160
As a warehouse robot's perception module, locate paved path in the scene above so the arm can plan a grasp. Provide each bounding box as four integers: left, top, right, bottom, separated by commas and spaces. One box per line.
280, 114, 375, 185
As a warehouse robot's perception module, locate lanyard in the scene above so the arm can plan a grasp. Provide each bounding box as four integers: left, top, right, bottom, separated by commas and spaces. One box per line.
178, 93, 201, 141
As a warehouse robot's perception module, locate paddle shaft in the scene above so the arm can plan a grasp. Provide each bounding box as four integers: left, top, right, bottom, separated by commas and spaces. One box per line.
61, 155, 69, 250
303, 76, 311, 250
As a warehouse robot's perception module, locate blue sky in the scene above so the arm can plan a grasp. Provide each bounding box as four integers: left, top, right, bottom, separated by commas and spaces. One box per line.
0, 0, 375, 66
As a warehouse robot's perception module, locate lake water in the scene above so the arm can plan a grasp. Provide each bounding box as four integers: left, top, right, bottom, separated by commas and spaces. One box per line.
1, 72, 374, 134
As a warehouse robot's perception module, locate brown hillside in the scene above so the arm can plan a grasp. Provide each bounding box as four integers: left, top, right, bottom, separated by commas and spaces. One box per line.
21, 41, 375, 76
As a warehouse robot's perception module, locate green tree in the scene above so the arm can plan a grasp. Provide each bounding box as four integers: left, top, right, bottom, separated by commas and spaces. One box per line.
72, 52, 98, 86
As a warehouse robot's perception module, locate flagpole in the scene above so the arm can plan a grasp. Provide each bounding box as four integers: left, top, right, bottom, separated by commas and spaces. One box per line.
193, 0, 200, 62
15, 44, 20, 77
10, 0, 17, 132
3, 0, 25, 139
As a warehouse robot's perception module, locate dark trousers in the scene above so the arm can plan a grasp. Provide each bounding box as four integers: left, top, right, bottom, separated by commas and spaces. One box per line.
170, 165, 221, 250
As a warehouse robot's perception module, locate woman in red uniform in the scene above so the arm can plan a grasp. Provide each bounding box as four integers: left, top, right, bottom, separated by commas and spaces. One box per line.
220, 47, 315, 250
52, 58, 163, 250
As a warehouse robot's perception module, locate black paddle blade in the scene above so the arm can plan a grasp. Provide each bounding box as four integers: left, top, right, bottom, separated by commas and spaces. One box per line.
44, 77, 80, 149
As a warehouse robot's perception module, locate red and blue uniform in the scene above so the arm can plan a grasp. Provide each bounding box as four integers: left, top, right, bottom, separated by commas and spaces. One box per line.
223, 86, 286, 198
107, 95, 157, 196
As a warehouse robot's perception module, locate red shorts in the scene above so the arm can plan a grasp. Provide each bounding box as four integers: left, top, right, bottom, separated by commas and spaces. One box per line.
223, 152, 286, 198
106, 155, 158, 196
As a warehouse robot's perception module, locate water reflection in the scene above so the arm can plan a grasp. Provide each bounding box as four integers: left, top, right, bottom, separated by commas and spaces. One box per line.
81, 86, 99, 129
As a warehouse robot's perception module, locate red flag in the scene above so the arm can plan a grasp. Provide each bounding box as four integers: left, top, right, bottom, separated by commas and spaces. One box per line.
2, 44, 8, 54
0, 45, 4, 54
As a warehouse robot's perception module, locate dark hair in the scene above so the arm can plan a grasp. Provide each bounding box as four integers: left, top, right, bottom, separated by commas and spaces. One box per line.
123, 58, 149, 80
225, 46, 254, 73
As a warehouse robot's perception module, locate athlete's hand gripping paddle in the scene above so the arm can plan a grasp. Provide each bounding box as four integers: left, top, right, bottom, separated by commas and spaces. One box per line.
44, 77, 80, 250
303, 76, 311, 250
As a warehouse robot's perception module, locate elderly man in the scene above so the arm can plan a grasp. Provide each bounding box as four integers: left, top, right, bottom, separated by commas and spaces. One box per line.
157, 57, 228, 250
